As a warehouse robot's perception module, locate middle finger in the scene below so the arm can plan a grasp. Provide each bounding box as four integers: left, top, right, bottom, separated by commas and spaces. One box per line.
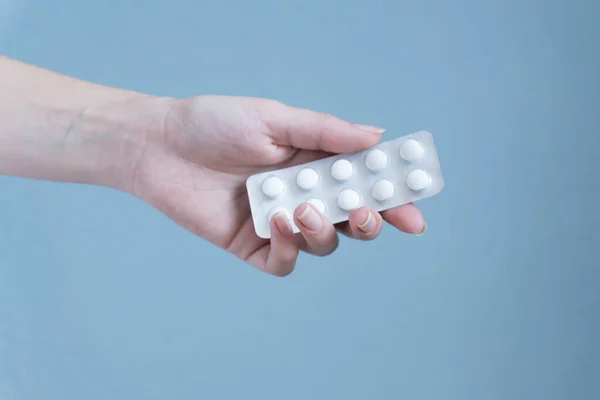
293, 202, 339, 256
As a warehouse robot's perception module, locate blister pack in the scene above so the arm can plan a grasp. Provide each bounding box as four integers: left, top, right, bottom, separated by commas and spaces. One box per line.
246, 130, 444, 239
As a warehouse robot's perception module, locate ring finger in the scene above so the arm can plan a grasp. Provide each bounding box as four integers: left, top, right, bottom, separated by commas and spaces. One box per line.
338, 207, 384, 240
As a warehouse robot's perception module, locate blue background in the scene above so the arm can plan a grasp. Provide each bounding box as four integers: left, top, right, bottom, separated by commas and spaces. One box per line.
1, 0, 599, 399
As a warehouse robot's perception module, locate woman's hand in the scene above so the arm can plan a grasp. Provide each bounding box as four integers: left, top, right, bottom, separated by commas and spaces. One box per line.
0, 57, 425, 276
128, 95, 426, 276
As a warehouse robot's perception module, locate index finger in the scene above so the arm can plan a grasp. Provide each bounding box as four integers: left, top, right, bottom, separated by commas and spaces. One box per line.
261, 101, 385, 153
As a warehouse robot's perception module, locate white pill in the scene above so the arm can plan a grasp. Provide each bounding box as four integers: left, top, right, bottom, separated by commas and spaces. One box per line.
267, 206, 291, 221
400, 139, 424, 162
296, 168, 319, 190
406, 169, 431, 191
307, 198, 326, 214
372, 180, 395, 201
261, 176, 284, 198
331, 159, 353, 181
365, 149, 388, 172
337, 189, 360, 211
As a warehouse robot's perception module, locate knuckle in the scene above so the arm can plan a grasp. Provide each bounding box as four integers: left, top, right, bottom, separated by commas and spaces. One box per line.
262, 98, 285, 111
316, 126, 334, 149
269, 258, 296, 277
318, 112, 337, 122
271, 248, 298, 272
315, 237, 339, 257
271, 267, 293, 278
257, 99, 287, 131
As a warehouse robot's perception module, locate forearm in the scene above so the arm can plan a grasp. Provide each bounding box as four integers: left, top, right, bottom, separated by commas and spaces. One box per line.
0, 56, 168, 189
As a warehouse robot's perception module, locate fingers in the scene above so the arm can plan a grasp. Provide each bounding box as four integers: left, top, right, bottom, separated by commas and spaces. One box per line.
262, 101, 385, 153
265, 213, 300, 276
293, 203, 339, 256
339, 207, 384, 240
252, 203, 425, 277
381, 203, 427, 235
292, 202, 425, 259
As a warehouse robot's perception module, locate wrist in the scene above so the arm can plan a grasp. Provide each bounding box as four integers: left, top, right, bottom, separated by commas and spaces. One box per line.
0, 92, 172, 190
63, 95, 174, 191
0, 56, 174, 190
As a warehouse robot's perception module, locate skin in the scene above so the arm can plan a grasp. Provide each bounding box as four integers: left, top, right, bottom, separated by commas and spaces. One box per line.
0, 56, 426, 277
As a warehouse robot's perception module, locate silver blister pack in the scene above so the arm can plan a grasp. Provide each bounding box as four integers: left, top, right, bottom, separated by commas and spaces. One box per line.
246, 130, 444, 239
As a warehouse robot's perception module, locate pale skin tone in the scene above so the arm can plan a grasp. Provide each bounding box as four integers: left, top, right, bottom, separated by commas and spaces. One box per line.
0, 56, 426, 277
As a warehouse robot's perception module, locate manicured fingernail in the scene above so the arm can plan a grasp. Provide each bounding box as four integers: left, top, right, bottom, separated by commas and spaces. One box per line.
358, 212, 376, 233
354, 124, 385, 134
273, 213, 293, 236
297, 204, 323, 232
415, 221, 427, 236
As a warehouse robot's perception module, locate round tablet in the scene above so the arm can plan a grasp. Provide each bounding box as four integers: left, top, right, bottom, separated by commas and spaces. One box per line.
307, 198, 326, 214
267, 206, 291, 221
296, 168, 319, 190
400, 139, 424, 162
365, 149, 388, 172
406, 169, 431, 191
331, 159, 353, 181
372, 180, 395, 201
261, 176, 284, 198
337, 189, 361, 211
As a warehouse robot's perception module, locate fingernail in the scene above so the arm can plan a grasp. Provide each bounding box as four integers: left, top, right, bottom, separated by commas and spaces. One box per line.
354, 124, 385, 135
273, 213, 293, 236
358, 212, 376, 233
415, 221, 427, 236
297, 204, 323, 232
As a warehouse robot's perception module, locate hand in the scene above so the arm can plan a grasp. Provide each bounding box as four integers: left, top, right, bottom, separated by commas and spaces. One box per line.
126, 96, 427, 276
0, 57, 425, 276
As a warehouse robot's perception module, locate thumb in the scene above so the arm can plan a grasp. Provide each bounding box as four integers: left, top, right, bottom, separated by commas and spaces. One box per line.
263, 102, 385, 154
